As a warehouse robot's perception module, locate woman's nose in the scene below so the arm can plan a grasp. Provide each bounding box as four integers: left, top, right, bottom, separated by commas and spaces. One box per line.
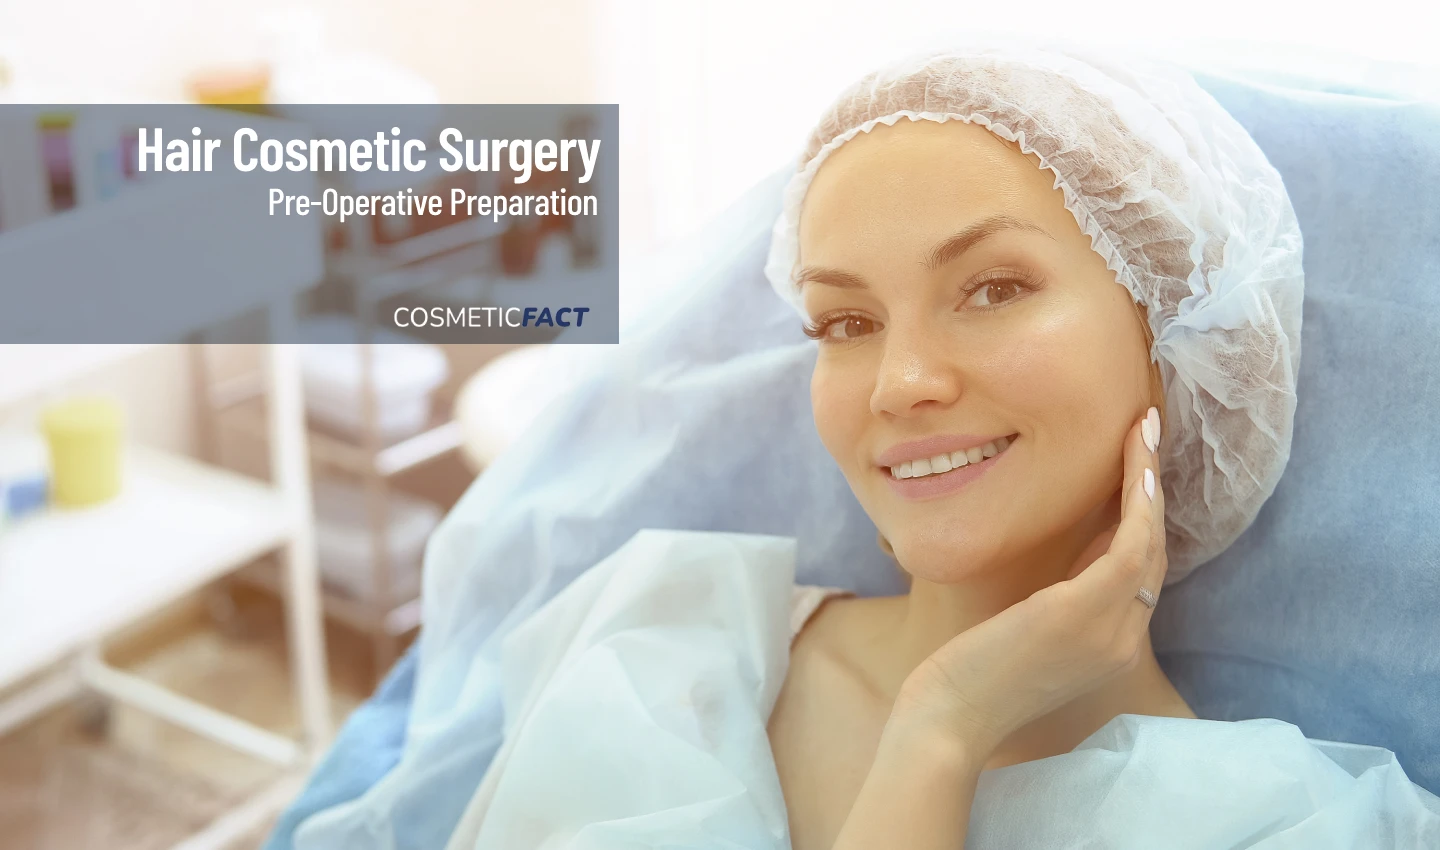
869, 325, 964, 418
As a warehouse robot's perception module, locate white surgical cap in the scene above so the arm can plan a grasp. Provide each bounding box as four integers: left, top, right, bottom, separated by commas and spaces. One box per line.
764, 39, 1305, 579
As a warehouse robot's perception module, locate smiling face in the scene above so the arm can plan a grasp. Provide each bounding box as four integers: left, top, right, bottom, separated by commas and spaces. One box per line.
800, 118, 1156, 583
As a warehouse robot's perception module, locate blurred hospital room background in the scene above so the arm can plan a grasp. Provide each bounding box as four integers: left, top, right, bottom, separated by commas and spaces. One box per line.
0, 1, 1435, 847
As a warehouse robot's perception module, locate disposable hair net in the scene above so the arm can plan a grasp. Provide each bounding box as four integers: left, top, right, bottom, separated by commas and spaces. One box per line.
765, 39, 1305, 578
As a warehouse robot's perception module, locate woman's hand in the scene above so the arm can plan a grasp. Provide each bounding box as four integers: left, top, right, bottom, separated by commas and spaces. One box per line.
892, 406, 1169, 756
832, 407, 1167, 850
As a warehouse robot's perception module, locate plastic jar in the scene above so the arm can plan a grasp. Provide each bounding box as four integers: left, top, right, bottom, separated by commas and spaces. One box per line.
41, 396, 123, 507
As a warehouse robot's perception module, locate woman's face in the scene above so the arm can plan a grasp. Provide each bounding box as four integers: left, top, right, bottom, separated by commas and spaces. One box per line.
800, 119, 1154, 582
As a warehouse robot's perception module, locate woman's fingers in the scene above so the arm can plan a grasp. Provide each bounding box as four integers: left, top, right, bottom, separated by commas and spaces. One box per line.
1124, 408, 1169, 634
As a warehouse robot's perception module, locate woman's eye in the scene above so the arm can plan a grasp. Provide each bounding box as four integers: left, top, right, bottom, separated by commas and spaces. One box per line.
826, 316, 876, 340
965, 279, 1024, 308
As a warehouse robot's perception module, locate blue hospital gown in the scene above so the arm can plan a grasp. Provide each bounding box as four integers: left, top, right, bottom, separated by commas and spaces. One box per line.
433, 529, 1440, 849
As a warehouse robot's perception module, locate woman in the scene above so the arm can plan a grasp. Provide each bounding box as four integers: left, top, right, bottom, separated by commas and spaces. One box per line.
761, 43, 1265, 846
432, 41, 1437, 849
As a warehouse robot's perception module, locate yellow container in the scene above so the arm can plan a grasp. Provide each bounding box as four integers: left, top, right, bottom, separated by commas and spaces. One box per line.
41, 397, 124, 508
186, 64, 271, 107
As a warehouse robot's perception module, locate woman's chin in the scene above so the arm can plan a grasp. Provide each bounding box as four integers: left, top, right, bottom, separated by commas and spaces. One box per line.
889, 542, 1002, 585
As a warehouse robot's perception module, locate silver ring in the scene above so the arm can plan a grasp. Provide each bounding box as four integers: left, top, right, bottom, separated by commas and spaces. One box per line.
1135, 586, 1158, 609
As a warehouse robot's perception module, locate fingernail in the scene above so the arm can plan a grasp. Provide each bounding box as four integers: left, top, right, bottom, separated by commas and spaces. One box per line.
1144, 468, 1156, 501
1148, 407, 1162, 450
1141, 416, 1156, 453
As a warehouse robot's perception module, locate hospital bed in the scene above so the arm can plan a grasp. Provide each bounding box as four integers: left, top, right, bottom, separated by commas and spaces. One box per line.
263, 58, 1440, 849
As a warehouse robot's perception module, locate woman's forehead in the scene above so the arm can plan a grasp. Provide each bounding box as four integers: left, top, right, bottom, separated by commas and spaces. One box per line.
798, 120, 1076, 260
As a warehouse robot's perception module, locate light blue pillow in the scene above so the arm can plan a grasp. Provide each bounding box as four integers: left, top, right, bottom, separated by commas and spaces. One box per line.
1150, 69, 1440, 792
265, 64, 1440, 850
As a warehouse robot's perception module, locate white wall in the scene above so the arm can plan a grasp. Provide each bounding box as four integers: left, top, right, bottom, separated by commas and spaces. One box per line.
0, 0, 599, 103
594, 0, 1440, 266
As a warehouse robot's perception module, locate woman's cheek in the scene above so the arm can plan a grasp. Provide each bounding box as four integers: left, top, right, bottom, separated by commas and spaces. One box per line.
973, 313, 1083, 415
981, 311, 1127, 483
810, 362, 871, 474
995, 309, 1136, 497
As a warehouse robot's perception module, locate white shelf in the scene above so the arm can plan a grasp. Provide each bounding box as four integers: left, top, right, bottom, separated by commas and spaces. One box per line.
0, 432, 293, 689
0, 101, 333, 841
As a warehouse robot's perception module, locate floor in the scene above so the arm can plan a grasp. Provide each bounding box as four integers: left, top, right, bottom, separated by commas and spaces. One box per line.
0, 584, 387, 850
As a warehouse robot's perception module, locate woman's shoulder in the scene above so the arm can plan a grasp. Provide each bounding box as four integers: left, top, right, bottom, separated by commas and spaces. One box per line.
789, 583, 853, 641
783, 590, 908, 709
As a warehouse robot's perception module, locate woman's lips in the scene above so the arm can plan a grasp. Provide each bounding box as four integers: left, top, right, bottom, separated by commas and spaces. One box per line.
881, 435, 1018, 501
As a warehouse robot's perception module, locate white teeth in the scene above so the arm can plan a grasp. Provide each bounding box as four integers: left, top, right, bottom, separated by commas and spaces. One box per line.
889, 436, 1015, 480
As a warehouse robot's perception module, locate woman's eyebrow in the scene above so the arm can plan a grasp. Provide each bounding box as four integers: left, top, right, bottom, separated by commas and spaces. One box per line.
796, 267, 868, 290
924, 215, 1055, 271
796, 214, 1054, 290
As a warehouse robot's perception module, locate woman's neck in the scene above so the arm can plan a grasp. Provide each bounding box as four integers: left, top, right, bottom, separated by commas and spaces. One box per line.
839, 489, 1192, 757
888, 491, 1119, 678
